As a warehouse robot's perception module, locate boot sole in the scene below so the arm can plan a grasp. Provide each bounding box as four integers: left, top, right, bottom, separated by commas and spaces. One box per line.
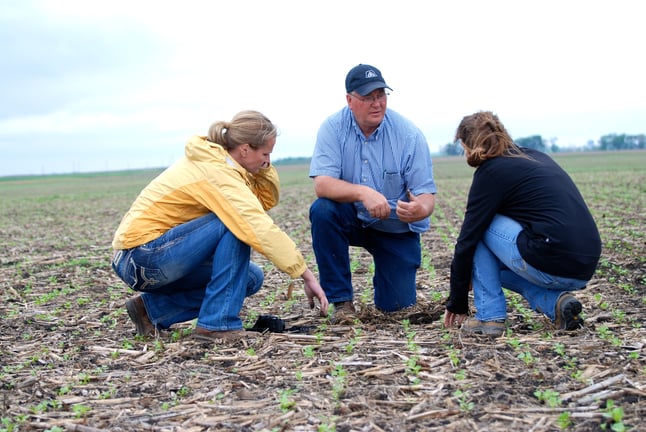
557, 297, 584, 330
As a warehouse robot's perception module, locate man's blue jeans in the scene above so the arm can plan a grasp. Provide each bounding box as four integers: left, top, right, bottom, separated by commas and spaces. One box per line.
473, 214, 588, 322
112, 213, 263, 331
309, 198, 420, 312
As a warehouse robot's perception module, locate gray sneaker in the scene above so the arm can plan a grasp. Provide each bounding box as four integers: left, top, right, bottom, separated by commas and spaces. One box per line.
461, 318, 506, 338
554, 293, 584, 330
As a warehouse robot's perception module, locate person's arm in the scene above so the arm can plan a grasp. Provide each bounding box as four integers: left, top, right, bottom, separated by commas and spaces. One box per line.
446, 165, 503, 315
313, 175, 392, 220
247, 164, 280, 211
300, 267, 329, 316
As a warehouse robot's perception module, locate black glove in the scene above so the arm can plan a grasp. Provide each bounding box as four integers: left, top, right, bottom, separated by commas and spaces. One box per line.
248, 314, 286, 333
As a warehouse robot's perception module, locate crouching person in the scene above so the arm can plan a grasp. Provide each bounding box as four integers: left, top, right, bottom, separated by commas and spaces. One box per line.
444, 111, 601, 338
111, 110, 328, 342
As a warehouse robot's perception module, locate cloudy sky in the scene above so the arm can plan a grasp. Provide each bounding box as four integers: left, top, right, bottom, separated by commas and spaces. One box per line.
1, 0, 644, 176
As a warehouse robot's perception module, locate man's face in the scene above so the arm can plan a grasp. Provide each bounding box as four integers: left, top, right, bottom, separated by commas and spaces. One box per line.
347, 88, 388, 134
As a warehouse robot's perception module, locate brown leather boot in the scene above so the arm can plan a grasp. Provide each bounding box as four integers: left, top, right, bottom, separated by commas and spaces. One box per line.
331, 301, 357, 324
192, 327, 247, 343
125, 296, 156, 337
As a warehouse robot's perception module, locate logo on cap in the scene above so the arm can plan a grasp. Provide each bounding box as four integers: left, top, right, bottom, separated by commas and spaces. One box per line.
365, 70, 378, 78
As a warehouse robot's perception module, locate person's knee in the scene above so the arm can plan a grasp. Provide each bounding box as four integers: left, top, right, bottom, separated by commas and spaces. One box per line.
246, 263, 264, 297
309, 198, 337, 223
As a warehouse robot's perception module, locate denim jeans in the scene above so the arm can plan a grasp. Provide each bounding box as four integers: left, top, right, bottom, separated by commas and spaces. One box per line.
309, 198, 420, 312
112, 213, 263, 331
473, 214, 588, 322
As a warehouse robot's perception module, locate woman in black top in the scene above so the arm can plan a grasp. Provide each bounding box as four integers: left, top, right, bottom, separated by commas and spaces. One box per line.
443, 111, 601, 338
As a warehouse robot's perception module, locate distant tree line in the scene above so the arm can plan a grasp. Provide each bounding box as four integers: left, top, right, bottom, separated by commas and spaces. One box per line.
273, 157, 311, 166
273, 134, 646, 164
441, 133, 646, 155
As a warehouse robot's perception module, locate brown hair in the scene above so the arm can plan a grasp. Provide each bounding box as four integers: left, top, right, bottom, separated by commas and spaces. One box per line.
455, 111, 524, 167
207, 110, 277, 151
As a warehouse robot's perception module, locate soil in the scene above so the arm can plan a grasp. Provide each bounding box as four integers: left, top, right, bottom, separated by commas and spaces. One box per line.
0, 175, 644, 432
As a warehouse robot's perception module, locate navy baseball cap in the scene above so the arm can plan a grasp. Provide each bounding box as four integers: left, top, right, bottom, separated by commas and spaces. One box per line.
345, 64, 393, 96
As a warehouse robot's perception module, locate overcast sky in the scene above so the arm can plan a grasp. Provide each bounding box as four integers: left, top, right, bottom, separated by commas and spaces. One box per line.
1, 0, 644, 176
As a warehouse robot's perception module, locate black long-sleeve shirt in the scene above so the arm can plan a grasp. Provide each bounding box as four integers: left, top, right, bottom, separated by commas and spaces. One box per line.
446, 148, 602, 315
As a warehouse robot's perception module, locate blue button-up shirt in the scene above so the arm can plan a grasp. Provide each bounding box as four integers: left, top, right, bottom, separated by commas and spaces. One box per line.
310, 106, 437, 233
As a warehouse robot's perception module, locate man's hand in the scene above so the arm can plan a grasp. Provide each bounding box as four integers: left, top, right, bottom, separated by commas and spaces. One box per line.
362, 188, 391, 220
396, 190, 435, 223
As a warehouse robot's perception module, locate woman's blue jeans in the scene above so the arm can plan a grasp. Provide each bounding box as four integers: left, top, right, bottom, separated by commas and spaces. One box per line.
309, 198, 420, 312
112, 213, 263, 331
473, 214, 588, 322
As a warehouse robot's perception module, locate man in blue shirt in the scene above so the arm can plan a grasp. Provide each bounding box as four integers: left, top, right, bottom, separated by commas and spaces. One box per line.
309, 64, 437, 322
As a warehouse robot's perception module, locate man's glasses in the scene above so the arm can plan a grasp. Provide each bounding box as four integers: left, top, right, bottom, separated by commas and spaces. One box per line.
349, 90, 389, 104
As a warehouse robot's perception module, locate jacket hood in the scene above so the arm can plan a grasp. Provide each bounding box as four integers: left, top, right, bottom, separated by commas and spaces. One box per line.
185, 135, 228, 164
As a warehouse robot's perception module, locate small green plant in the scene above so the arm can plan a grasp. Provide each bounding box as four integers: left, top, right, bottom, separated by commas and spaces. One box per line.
402, 319, 419, 352
303, 345, 315, 358
318, 418, 337, 432
31, 400, 51, 414
244, 310, 259, 328
611, 308, 627, 323
518, 351, 536, 366
359, 287, 371, 305
453, 389, 474, 412
601, 400, 627, 431
557, 411, 572, 429
507, 337, 522, 350
176, 386, 190, 398
563, 355, 578, 370
447, 347, 460, 368
330, 363, 347, 401
260, 289, 277, 308
430, 291, 444, 302
570, 369, 584, 381
77, 372, 91, 384
405, 355, 422, 381
534, 389, 561, 408
71, 404, 91, 419
99, 385, 117, 399
76, 297, 90, 306
346, 328, 361, 353
278, 388, 297, 412
315, 330, 325, 345
597, 325, 623, 346
1, 417, 17, 432
58, 384, 73, 395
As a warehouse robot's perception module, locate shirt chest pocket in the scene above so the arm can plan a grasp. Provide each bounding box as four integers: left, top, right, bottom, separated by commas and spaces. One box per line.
382, 172, 404, 199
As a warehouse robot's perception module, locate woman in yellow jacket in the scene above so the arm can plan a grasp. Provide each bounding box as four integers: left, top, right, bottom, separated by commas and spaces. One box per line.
111, 110, 329, 341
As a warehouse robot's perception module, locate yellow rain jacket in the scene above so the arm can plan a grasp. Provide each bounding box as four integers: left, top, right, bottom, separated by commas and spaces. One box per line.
112, 135, 306, 279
